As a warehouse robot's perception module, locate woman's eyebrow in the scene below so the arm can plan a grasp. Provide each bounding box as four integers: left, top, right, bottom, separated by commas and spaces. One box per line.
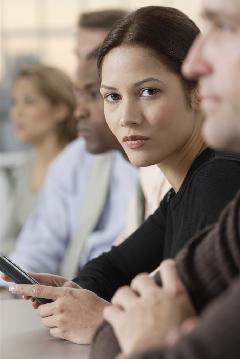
100, 84, 117, 90
134, 77, 165, 87
101, 78, 165, 90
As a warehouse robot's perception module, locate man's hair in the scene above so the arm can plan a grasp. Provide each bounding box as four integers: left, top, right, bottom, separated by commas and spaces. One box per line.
78, 9, 128, 30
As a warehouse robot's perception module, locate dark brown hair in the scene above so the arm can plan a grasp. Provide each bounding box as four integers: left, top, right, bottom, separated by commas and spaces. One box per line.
98, 6, 200, 107
78, 9, 128, 30
16, 63, 77, 143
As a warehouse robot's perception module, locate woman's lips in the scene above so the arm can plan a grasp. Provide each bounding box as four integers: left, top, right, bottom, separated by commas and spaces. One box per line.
123, 135, 149, 149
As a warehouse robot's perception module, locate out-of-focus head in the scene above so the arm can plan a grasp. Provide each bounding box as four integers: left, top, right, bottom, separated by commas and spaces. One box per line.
98, 6, 201, 167
75, 9, 128, 78
11, 63, 77, 145
74, 49, 122, 154
74, 9, 128, 154
183, 0, 240, 152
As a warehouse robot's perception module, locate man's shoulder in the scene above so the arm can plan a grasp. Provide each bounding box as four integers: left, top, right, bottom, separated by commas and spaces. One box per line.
47, 142, 134, 190
43, 139, 94, 192
53, 139, 89, 165
48, 138, 94, 176
111, 151, 137, 176
110, 151, 138, 191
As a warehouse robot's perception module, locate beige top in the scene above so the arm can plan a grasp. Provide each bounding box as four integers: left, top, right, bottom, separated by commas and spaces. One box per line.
0, 151, 38, 254
140, 165, 171, 218
116, 165, 171, 244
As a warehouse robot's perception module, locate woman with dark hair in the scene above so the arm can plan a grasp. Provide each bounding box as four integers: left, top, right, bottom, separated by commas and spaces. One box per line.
74, 5, 240, 300
6, 6, 240, 346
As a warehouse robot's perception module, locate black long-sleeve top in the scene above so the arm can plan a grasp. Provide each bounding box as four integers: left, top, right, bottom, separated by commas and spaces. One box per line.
74, 149, 240, 301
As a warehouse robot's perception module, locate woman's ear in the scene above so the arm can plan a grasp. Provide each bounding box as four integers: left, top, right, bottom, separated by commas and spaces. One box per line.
190, 88, 201, 111
53, 103, 70, 123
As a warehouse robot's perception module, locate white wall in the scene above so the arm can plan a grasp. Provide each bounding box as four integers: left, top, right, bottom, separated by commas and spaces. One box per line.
0, 0, 202, 81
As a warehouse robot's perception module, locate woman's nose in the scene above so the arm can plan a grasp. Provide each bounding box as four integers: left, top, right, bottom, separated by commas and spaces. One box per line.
119, 101, 144, 127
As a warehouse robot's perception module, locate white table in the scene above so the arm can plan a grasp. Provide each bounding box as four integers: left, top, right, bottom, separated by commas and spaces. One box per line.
0, 297, 90, 359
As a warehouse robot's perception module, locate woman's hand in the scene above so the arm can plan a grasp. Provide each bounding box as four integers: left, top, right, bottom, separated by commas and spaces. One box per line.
8, 282, 108, 344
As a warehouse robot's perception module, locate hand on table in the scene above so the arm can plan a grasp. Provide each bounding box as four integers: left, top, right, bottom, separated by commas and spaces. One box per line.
5, 273, 108, 344
104, 260, 196, 356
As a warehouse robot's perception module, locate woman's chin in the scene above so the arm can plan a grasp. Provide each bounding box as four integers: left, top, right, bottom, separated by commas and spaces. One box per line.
127, 154, 158, 168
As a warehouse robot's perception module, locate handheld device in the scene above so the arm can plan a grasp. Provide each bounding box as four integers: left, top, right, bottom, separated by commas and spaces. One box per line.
0, 255, 52, 305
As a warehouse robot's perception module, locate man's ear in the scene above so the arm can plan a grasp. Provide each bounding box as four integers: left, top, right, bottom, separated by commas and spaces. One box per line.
53, 103, 70, 123
190, 88, 201, 111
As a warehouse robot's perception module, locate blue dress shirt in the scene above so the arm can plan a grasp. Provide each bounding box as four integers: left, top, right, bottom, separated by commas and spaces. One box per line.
10, 139, 138, 274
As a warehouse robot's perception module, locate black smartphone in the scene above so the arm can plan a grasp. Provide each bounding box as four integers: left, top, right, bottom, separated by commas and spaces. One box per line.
0, 255, 52, 305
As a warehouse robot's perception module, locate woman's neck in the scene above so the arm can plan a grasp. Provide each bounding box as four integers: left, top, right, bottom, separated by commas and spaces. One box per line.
34, 134, 66, 164
158, 115, 206, 192
30, 134, 67, 192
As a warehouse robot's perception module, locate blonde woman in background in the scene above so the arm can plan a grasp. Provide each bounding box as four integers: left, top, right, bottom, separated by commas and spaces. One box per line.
1, 63, 77, 253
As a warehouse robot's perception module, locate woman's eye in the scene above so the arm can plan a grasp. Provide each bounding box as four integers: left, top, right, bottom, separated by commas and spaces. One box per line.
103, 93, 121, 104
140, 88, 161, 97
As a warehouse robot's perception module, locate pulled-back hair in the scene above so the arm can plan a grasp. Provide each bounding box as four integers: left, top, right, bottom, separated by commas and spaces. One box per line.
78, 9, 128, 30
98, 6, 200, 107
15, 63, 77, 143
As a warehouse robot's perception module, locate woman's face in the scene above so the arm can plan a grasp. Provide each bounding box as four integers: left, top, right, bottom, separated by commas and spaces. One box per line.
100, 46, 197, 167
11, 77, 61, 144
